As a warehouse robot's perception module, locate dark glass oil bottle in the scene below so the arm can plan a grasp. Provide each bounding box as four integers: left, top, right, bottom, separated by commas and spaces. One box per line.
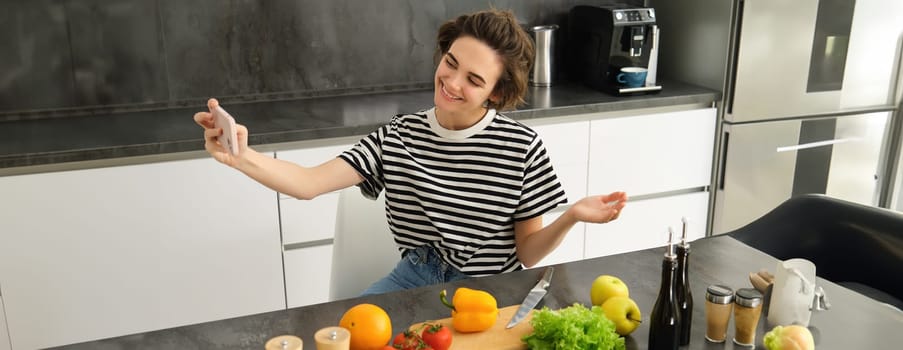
649, 228, 680, 350
676, 218, 693, 345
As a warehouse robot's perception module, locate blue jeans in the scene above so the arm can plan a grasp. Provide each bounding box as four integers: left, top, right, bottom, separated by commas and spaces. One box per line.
360, 245, 471, 296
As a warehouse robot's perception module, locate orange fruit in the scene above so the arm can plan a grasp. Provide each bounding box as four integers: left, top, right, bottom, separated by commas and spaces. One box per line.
339, 303, 393, 350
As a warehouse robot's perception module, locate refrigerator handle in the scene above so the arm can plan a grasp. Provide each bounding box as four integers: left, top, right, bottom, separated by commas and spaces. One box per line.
724, 0, 746, 117
719, 131, 730, 190
775, 137, 860, 153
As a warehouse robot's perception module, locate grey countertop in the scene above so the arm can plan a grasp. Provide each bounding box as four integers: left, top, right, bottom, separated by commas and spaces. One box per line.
0, 80, 718, 172
49, 235, 903, 350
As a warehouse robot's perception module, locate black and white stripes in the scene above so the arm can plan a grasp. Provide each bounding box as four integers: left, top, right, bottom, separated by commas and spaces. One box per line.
339, 108, 566, 276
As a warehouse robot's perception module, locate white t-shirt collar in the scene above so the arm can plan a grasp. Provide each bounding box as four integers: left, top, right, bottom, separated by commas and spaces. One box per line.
426, 107, 496, 139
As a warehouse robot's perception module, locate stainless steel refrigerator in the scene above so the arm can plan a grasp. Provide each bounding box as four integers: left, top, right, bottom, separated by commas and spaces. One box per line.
656, 0, 903, 234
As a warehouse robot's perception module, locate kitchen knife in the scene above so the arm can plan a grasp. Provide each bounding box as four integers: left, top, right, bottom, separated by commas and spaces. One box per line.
506, 266, 554, 328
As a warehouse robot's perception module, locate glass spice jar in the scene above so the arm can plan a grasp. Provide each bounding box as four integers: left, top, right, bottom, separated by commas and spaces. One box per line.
733, 288, 764, 347
704, 285, 734, 343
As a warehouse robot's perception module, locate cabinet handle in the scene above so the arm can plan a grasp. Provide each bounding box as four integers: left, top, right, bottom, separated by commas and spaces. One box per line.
776, 137, 859, 153
719, 131, 730, 190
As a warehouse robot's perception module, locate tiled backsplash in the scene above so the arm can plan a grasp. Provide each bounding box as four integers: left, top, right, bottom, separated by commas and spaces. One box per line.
0, 0, 641, 118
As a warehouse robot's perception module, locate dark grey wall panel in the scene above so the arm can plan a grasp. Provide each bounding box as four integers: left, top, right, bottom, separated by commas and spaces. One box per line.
0, 0, 75, 112
159, 0, 444, 100
1, 0, 641, 117
65, 0, 169, 106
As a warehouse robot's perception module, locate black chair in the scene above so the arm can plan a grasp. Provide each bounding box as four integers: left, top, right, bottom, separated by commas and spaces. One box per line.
725, 194, 903, 310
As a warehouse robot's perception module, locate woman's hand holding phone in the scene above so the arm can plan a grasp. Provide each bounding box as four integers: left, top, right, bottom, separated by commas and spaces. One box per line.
193, 98, 248, 167
212, 104, 239, 156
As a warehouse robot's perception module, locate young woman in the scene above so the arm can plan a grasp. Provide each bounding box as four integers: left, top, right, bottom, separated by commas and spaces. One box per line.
194, 9, 628, 295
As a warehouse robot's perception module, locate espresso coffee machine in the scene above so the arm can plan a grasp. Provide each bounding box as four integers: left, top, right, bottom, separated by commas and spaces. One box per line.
568, 5, 661, 95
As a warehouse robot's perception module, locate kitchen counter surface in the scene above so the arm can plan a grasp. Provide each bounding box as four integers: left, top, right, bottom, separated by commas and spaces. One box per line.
0, 80, 717, 174
52, 235, 903, 350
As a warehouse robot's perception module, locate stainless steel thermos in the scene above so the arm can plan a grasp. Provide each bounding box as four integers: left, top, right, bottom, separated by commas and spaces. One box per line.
530, 25, 557, 86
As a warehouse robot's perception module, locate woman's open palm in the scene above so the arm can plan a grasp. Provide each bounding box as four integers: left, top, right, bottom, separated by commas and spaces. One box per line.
572, 191, 628, 224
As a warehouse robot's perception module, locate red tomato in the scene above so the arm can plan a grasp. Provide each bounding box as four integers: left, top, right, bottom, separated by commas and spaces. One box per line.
382, 346, 397, 350
392, 332, 407, 347
421, 323, 452, 350
391, 331, 433, 350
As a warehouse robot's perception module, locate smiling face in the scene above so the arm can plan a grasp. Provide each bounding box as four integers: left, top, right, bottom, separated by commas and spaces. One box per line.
433, 36, 504, 130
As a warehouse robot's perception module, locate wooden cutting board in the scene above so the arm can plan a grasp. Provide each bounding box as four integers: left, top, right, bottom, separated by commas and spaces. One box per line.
409, 305, 533, 350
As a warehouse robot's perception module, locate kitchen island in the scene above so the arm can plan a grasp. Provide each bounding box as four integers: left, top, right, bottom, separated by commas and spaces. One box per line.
51, 235, 903, 350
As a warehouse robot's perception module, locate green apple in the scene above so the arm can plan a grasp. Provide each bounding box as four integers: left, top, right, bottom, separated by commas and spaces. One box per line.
601, 296, 642, 336
590, 274, 629, 306
763, 325, 815, 350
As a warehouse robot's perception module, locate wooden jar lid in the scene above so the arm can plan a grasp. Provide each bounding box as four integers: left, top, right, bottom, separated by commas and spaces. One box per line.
265, 335, 303, 350
314, 326, 350, 350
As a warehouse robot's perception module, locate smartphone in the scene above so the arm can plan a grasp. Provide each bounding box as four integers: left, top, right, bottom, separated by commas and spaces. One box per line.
212, 105, 239, 156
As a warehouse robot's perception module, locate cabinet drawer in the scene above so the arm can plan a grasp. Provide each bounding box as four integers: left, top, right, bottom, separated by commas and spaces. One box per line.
584, 192, 709, 259
530, 121, 590, 199
280, 192, 340, 245
588, 108, 716, 197
277, 143, 353, 245
284, 245, 333, 308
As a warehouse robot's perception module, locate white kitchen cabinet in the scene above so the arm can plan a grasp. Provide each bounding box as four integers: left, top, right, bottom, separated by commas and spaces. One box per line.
526, 121, 591, 266
528, 120, 591, 200
1, 293, 10, 350
0, 156, 285, 350
284, 245, 333, 308
526, 108, 717, 265
533, 209, 587, 268
531, 107, 716, 261
276, 143, 352, 245
280, 192, 340, 244
276, 143, 353, 307
588, 108, 716, 197
584, 192, 709, 259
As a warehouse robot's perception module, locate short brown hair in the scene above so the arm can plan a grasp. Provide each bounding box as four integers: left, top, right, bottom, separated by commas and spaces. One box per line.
435, 9, 534, 111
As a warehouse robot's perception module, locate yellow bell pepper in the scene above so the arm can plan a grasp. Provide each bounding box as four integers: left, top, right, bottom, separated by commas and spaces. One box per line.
440, 288, 499, 333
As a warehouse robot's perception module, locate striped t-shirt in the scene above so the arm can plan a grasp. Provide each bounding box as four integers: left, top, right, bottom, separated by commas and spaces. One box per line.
339, 107, 567, 276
